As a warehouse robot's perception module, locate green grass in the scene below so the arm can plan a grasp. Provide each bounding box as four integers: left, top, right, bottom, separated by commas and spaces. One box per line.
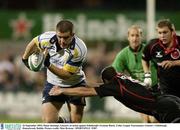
0, 117, 41, 123
83, 117, 141, 123
0, 116, 141, 123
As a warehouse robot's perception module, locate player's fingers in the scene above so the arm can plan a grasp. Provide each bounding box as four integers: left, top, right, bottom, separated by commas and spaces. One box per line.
163, 62, 172, 69
49, 86, 61, 96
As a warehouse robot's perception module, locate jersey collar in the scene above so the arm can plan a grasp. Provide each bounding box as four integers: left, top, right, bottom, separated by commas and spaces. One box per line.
158, 34, 178, 54
129, 44, 143, 52
69, 37, 76, 50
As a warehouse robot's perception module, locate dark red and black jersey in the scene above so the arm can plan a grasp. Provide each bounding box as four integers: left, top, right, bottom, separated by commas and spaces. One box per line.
142, 35, 180, 97
94, 73, 180, 123
95, 73, 157, 115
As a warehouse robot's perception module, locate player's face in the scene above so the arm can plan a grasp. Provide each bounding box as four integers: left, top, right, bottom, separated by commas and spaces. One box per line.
157, 26, 173, 46
56, 31, 74, 48
128, 29, 142, 50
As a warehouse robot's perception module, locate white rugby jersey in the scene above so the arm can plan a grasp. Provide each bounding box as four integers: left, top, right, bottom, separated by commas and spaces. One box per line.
33, 31, 87, 87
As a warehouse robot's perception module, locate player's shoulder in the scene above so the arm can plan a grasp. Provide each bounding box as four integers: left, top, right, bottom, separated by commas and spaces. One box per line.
33, 31, 57, 50
176, 35, 180, 43
118, 46, 129, 54
147, 38, 159, 45
144, 38, 159, 49
38, 31, 56, 42
73, 35, 87, 53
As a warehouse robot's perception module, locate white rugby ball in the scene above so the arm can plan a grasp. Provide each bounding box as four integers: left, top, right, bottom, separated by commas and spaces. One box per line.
28, 52, 45, 72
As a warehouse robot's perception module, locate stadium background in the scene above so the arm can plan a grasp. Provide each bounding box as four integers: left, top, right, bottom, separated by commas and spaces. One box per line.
0, 0, 180, 123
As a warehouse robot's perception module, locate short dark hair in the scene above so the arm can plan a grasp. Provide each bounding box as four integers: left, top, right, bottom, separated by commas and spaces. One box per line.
56, 20, 74, 33
157, 19, 174, 31
101, 66, 117, 82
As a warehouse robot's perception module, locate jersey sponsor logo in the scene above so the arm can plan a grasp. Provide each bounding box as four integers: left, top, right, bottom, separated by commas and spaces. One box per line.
171, 48, 180, 59
155, 51, 163, 58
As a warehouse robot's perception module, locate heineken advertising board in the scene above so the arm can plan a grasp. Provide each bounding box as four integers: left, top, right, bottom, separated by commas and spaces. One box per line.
0, 10, 179, 41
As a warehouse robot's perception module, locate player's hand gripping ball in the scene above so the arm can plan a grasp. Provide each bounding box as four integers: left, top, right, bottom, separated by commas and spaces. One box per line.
28, 52, 45, 72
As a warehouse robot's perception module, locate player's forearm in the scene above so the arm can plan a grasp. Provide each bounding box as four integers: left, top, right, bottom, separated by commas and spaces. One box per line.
22, 40, 38, 59
142, 59, 151, 73
48, 64, 72, 80
61, 87, 97, 97
173, 60, 180, 66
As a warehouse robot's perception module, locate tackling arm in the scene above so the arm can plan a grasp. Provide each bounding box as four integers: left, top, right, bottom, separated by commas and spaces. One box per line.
49, 86, 98, 97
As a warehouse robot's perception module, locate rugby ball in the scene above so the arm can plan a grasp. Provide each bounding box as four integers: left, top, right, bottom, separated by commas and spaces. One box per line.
28, 52, 45, 72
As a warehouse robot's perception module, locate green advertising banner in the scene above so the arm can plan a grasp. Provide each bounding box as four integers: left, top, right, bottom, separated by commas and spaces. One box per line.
0, 10, 180, 41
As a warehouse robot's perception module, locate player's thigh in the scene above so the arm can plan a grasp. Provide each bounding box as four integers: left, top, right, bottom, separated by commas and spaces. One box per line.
68, 103, 85, 123
42, 102, 63, 123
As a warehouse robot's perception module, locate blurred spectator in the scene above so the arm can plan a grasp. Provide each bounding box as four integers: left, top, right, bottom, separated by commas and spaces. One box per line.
0, 53, 18, 92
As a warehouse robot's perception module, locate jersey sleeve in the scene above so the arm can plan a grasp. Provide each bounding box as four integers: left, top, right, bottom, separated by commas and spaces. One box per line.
142, 39, 156, 61
33, 36, 42, 50
63, 46, 87, 73
112, 49, 126, 72
33, 32, 54, 51
94, 81, 119, 97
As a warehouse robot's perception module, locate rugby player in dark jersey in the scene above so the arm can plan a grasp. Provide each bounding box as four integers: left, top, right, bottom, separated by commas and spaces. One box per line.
49, 66, 180, 123
142, 19, 180, 98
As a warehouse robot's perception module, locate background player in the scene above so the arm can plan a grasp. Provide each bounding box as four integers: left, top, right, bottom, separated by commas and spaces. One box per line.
22, 20, 87, 123
142, 19, 180, 98
112, 25, 158, 122
49, 66, 180, 123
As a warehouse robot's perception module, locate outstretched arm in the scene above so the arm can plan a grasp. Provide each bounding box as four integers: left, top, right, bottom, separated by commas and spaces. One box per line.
49, 86, 98, 97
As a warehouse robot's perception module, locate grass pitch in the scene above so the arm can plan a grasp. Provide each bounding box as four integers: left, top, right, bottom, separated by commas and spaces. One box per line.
0, 116, 141, 123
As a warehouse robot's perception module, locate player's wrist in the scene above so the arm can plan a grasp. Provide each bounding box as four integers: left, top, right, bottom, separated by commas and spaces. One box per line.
60, 88, 65, 94
44, 53, 51, 67
47, 63, 52, 68
22, 58, 30, 69
45, 62, 51, 68
144, 72, 151, 78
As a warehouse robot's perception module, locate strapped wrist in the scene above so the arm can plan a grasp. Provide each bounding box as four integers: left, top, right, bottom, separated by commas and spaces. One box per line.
47, 63, 51, 68
144, 72, 151, 78
22, 58, 30, 69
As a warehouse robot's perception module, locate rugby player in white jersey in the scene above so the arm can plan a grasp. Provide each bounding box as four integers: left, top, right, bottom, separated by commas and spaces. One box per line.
22, 20, 87, 123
